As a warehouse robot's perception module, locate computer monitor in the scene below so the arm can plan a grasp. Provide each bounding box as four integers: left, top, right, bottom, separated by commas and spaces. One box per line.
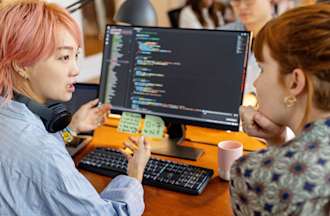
99, 25, 251, 160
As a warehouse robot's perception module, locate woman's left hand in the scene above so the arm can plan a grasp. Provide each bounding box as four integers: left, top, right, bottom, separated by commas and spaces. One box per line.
68, 99, 111, 134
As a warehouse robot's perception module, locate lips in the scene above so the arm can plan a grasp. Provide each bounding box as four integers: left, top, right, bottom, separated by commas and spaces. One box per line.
67, 82, 76, 92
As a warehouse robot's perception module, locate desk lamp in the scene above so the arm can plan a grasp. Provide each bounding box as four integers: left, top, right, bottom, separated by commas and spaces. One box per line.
114, 0, 158, 26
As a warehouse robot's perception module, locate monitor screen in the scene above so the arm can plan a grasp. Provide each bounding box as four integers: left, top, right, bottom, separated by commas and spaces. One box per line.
99, 25, 251, 131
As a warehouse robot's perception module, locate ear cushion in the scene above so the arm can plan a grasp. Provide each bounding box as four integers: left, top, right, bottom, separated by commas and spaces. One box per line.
44, 103, 72, 133
13, 93, 72, 133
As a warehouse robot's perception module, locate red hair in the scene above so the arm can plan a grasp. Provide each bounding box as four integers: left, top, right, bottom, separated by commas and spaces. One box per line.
0, 0, 81, 101
254, 3, 330, 126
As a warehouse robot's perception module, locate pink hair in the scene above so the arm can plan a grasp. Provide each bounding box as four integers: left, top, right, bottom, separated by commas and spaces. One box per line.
0, 0, 82, 101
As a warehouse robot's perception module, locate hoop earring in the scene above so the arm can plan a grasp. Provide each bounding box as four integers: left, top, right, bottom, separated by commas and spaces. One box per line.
284, 95, 297, 108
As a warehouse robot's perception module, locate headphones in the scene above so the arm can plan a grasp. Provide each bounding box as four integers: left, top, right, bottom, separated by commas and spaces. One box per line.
14, 93, 72, 133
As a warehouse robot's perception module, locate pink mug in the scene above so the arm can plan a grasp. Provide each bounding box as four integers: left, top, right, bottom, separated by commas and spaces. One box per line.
218, 140, 243, 181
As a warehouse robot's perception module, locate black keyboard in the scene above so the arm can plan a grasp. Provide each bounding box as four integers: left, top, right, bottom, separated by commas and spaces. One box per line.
78, 148, 214, 195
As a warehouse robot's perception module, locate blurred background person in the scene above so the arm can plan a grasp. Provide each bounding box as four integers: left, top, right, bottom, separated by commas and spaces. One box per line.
179, 0, 225, 29
220, 0, 273, 105
272, 0, 295, 15
223, 2, 237, 23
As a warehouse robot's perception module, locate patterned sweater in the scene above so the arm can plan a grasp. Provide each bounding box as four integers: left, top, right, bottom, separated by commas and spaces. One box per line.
230, 118, 330, 216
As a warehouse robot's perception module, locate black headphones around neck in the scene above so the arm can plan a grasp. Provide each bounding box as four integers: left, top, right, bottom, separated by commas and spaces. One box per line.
13, 93, 72, 133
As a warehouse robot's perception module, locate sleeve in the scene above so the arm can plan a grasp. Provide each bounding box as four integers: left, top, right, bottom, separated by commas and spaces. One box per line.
42, 170, 144, 216
100, 175, 145, 216
40, 156, 144, 216
291, 198, 330, 216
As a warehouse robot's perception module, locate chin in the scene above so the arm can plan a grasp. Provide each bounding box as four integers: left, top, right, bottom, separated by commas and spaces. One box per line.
59, 93, 73, 102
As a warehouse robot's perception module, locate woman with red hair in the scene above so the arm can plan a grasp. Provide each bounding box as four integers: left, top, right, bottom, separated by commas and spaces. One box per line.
234, 3, 330, 215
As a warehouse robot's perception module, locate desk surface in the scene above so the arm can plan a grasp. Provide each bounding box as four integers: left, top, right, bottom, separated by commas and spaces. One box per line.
75, 122, 264, 216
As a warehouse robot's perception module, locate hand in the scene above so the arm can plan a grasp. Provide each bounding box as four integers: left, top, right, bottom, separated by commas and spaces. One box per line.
120, 136, 151, 182
240, 106, 286, 145
69, 99, 111, 134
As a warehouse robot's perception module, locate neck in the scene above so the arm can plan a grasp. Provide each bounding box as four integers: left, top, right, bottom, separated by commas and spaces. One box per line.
288, 104, 330, 135
14, 79, 46, 104
245, 16, 272, 38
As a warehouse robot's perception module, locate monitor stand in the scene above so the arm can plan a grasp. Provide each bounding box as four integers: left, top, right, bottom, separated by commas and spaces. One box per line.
150, 123, 204, 161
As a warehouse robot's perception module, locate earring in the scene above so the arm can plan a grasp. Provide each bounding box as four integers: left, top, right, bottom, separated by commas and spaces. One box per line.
21, 73, 29, 80
284, 95, 297, 108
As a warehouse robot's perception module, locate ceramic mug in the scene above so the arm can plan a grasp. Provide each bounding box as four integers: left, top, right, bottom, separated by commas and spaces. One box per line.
218, 140, 243, 181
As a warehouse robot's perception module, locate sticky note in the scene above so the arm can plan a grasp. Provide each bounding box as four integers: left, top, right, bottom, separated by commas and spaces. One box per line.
142, 115, 165, 138
118, 112, 142, 134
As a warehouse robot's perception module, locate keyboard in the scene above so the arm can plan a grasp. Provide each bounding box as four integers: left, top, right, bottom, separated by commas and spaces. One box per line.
78, 148, 214, 195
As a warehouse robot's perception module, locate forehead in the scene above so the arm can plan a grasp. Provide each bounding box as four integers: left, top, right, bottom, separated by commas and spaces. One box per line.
55, 27, 79, 51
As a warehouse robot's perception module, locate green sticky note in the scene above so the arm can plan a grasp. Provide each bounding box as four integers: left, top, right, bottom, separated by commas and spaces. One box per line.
118, 112, 142, 134
142, 115, 165, 138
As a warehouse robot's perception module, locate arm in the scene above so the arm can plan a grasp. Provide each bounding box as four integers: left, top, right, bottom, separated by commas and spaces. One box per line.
43, 135, 150, 216
44, 173, 145, 216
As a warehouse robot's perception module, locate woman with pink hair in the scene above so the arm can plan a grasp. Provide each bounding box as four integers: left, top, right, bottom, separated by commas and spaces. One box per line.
0, 0, 150, 215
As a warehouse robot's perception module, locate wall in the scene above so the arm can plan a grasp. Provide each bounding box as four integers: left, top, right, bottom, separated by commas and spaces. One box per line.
53, 0, 187, 82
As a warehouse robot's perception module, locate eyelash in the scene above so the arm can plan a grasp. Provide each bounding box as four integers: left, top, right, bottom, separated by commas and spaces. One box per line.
59, 53, 79, 61
59, 55, 70, 61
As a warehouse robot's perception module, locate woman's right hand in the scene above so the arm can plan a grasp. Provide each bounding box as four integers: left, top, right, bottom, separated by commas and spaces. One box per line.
240, 106, 287, 145
121, 136, 151, 182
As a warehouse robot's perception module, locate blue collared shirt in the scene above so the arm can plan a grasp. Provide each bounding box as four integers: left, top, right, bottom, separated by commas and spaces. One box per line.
0, 98, 144, 216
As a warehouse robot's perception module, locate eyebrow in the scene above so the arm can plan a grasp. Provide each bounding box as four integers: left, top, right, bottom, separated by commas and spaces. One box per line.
56, 46, 75, 51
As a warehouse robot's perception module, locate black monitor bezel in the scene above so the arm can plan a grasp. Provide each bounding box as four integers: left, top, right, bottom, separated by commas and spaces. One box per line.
99, 24, 251, 132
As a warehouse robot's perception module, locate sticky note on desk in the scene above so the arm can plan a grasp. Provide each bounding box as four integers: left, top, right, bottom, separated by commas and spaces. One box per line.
142, 115, 165, 138
118, 112, 142, 134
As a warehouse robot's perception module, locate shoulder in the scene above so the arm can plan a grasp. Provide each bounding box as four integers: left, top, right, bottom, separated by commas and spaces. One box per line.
180, 6, 196, 19
0, 117, 73, 189
180, 6, 193, 14
230, 126, 330, 214
219, 21, 245, 31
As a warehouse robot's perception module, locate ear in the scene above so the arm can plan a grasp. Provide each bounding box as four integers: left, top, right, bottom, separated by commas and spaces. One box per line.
12, 62, 29, 80
285, 68, 306, 96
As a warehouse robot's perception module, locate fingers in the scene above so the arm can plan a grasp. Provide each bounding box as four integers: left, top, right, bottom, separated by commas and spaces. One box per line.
142, 136, 151, 150
254, 113, 281, 132
240, 106, 257, 131
99, 104, 111, 113
84, 98, 99, 108
119, 148, 133, 160
137, 136, 144, 148
127, 136, 151, 152
123, 140, 138, 152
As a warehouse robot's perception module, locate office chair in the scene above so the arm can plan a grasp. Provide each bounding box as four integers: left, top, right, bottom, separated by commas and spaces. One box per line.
167, 7, 183, 28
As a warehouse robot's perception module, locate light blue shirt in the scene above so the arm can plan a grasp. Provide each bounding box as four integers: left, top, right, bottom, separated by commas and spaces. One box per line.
0, 98, 144, 216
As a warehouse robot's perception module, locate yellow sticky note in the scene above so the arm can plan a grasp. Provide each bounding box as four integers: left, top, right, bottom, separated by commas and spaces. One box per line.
118, 112, 142, 134
142, 115, 165, 138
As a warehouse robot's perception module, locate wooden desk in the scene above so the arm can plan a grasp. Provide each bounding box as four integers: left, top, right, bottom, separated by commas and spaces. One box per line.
75, 123, 265, 216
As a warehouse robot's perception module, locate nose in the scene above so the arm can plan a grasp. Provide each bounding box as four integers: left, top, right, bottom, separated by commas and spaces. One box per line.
70, 61, 80, 78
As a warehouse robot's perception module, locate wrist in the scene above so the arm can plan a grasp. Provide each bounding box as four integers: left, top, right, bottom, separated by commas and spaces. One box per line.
128, 168, 144, 182
267, 129, 287, 145
68, 122, 79, 134
61, 126, 78, 144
